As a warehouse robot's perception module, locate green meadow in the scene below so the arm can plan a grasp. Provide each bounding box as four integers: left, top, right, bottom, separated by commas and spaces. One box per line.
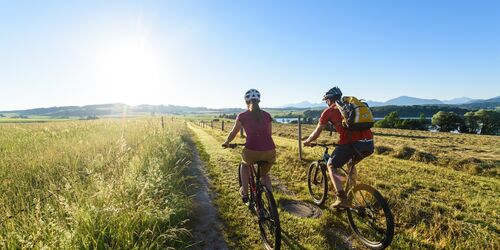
190, 120, 499, 249
1, 118, 498, 249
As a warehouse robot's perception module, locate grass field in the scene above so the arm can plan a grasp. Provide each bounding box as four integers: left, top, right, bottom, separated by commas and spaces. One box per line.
190, 121, 499, 249
271, 123, 500, 176
0, 118, 194, 248
0, 118, 72, 123
1, 117, 498, 249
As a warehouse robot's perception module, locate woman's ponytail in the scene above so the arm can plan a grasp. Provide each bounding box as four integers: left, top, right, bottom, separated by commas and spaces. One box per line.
249, 99, 262, 122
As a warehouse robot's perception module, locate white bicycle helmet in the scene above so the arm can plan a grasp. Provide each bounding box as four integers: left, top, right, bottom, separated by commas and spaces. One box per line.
244, 89, 261, 102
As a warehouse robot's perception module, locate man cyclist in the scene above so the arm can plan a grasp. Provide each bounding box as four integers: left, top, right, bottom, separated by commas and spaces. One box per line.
303, 86, 374, 208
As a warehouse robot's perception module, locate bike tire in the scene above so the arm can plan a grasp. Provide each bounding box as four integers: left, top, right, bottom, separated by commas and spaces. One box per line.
238, 163, 242, 187
257, 185, 281, 250
307, 161, 328, 206
346, 184, 394, 250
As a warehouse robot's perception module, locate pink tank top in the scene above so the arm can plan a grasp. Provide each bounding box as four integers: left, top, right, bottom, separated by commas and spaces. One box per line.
236, 110, 276, 151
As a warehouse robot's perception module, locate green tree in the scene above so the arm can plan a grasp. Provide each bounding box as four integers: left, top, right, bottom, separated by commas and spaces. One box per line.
475, 109, 500, 135
464, 111, 480, 134
432, 111, 463, 132
374, 111, 400, 128
386, 111, 400, 127
374, 118, 390, 128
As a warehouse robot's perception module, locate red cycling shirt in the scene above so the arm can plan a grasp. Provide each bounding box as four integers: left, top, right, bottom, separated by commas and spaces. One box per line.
319, 104, 373, 145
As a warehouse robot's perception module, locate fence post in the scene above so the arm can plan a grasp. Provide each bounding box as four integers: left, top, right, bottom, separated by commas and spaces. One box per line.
298, 115, 303, 161
222, 120, 225, 131
211, 120, 213, 129
161, 117, 164, 128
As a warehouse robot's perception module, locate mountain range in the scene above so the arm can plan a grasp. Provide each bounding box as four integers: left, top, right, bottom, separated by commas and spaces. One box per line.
277, 96, 499, 109
1, 96, 498, 118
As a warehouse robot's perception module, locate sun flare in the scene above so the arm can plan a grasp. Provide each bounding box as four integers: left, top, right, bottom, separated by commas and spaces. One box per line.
95, 35, 167, 103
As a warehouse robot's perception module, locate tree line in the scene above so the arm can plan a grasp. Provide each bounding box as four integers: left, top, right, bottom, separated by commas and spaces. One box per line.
302, 107, 499, 135
303, 105, 472, 119
375, 110, 499, 135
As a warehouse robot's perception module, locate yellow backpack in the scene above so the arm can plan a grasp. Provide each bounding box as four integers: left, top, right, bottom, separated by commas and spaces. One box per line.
335, 96, 374, 130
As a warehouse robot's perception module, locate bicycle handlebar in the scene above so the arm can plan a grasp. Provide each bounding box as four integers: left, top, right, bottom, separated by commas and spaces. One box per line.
309, 142, 338, 148
222, 143, 246, 149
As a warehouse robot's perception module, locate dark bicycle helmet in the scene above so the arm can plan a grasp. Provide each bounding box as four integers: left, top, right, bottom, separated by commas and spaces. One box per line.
322, 86, 342, 101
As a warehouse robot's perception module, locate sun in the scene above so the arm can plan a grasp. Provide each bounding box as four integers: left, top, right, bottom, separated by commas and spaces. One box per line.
94, 35, 166, 104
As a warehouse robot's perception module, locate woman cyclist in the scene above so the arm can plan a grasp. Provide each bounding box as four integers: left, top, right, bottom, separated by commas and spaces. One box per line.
222, 89, 276, 203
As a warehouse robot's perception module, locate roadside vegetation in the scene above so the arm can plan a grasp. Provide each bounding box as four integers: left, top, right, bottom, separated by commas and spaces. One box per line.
191, 120, 499, 249
0, 118, 194, 249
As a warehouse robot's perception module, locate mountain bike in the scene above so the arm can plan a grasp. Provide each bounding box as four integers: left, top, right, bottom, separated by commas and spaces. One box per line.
307, 142, 394, 250
224, 143, 281, 250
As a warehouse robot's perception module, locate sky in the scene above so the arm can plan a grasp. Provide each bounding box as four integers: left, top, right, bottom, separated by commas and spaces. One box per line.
1, 0, 499, 110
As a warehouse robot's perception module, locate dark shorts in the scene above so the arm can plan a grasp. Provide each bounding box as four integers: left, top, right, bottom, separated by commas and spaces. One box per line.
327, 140, 374, 169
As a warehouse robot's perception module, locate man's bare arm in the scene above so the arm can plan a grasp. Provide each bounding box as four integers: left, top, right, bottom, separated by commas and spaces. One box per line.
303, 122, 326, 145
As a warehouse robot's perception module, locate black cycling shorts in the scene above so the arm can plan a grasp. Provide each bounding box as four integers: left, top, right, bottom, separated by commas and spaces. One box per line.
327, 140, 374, 168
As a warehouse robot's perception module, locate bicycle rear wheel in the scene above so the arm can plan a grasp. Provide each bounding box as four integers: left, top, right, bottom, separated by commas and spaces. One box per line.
346, 184, 394, 250
307, 161, 328, 206
238, 163, 242, 187
257, 185, 281, 250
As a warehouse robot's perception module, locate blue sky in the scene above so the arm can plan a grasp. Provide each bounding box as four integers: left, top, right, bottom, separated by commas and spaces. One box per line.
1, 0, 499, 110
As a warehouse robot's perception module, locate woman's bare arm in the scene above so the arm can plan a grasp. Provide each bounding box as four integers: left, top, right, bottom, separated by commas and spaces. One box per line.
223, 120, 243, 145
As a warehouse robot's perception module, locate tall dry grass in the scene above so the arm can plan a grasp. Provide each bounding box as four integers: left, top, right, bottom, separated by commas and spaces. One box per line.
0, 118, 192, 249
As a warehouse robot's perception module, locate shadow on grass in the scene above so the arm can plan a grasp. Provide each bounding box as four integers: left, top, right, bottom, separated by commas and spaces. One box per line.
322, 211, 359, 250
281, 229, 308, 250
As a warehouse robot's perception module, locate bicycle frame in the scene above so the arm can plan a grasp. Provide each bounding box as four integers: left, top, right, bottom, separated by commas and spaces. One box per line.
246, 162, 262, 211
227, 143, 281, 249
308, 143, 394, 249
317, 145, 358, 193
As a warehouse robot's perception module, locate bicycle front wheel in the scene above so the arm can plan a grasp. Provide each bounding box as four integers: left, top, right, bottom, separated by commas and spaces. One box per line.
257, 186, 281, 250
346, 184, 394, 250
307, 161, 328, 206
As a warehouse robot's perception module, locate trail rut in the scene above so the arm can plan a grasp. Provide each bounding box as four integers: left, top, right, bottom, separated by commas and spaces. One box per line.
187, 143, 229, 250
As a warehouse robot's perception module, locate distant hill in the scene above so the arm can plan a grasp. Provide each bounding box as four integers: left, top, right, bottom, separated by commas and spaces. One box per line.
366, 100, 385, 107
275, 95, 497, 108
0, 104, 245, 117
2, 95, 498, 119
276, 101, 325, 109
470, 96, 500, 103
384, 96, 443, 106
459, 96, 500, 109
443, 97, 473, 105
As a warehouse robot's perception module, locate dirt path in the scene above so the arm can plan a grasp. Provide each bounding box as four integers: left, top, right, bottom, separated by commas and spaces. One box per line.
186, 143, 229, 250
